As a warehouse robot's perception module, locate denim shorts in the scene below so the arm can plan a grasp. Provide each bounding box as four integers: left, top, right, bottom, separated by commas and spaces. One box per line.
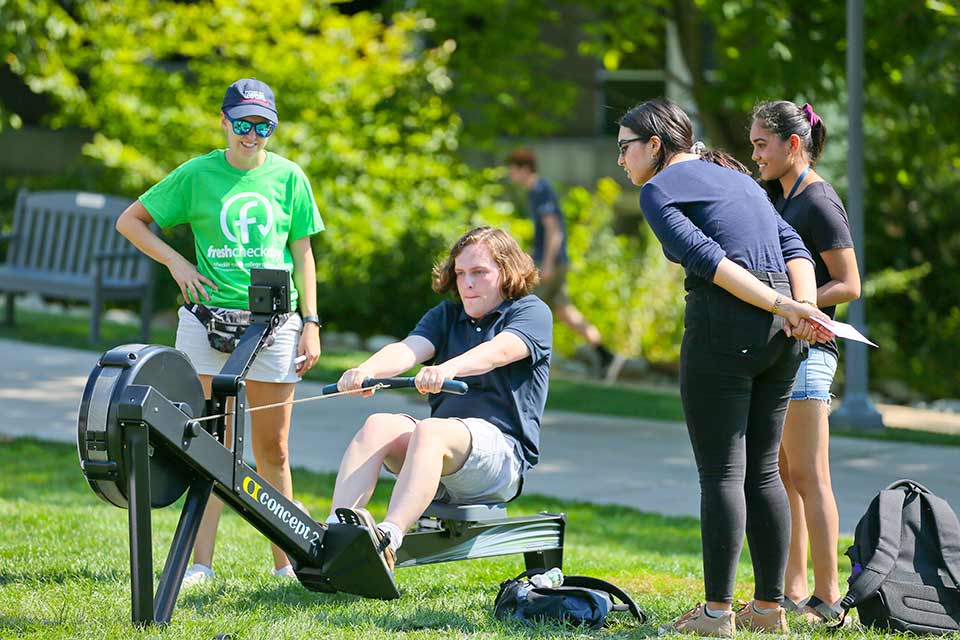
175, 306, 302, 383
387, 415, 523, 504
790, 346, 838, 403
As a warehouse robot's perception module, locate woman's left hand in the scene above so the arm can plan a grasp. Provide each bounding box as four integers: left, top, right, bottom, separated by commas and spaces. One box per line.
296, 323, 321, 375
783, 300, 834, 343
789, 318, 817, 342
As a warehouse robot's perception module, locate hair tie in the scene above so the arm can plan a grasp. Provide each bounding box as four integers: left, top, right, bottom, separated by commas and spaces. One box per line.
690, 141, 705, 155
800, 103, 822, 129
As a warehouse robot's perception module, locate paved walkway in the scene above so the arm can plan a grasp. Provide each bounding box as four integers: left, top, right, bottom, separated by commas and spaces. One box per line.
2, 338, 957, 532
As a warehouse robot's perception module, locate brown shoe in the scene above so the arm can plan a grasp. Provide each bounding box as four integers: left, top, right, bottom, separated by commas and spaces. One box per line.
336, 507, 396, 573
659, 603, 735, 638
735, 601, 789, 634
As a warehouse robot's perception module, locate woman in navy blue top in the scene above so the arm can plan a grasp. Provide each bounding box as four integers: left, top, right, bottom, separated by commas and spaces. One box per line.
617, 98, 832, 637
751, 101, 861, 624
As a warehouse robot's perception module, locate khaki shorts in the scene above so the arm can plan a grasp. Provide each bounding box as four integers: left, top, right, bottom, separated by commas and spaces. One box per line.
534, 265, 571, 307
175, 306, 302, 383
387, 415, 523, 504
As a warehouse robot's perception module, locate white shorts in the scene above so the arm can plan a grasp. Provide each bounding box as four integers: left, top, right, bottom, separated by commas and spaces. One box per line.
175, 306, 302, 384
387, 415, 523, 505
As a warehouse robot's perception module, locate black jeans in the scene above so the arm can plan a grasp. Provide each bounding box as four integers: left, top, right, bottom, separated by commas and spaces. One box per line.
680, 273, 804, 604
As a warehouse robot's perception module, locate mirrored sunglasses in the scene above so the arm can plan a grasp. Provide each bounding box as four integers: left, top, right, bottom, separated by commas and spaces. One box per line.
226, 115, 275, 138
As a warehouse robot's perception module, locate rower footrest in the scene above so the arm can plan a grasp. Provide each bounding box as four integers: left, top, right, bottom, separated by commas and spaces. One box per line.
293, 523, 399, 600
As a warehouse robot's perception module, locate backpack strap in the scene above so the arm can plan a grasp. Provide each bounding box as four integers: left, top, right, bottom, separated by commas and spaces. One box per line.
885, 478, 932, 495
841, 488, 908, 610
561, 576, 647, 623
920, 492, 960, 589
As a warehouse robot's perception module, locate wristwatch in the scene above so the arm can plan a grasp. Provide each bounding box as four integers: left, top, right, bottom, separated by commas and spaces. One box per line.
302, 314, 322, 328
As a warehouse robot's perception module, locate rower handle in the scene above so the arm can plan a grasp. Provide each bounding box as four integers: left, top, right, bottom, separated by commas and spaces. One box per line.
321, 377, 468, 396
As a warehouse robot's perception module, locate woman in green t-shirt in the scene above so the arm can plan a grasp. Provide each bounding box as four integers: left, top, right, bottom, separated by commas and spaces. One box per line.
117, 78, 325, 586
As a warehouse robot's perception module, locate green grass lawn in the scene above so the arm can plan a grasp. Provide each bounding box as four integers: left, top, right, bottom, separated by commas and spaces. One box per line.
0, 438, 887, 640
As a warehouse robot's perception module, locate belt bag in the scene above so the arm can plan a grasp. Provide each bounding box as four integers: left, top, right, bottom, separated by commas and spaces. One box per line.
184, 303, 290, 354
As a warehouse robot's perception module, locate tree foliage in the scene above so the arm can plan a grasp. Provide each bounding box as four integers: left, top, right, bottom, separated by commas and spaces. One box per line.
382, 0, 579, 145
4, 0, 958, 394
579, 0, 960, 396
1, 0, 514, 337
558, 178, 685, 365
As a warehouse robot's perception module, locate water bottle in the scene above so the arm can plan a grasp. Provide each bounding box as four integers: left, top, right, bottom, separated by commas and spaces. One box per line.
516, 583, 533, 601
529, 567, 564, 589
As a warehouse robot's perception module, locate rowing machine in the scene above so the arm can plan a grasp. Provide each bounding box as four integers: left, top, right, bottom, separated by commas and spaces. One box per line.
76, 269, 565, 628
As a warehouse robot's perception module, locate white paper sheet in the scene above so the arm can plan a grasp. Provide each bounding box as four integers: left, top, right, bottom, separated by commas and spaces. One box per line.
809, 316, 878, 348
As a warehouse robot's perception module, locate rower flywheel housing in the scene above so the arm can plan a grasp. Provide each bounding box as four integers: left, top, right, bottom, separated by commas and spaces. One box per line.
77, 344, 206, 508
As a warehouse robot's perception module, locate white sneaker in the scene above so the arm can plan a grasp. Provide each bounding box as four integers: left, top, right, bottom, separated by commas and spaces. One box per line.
272, 564, 296, 579
181, 563, 214, 588
603, 354, 628, 384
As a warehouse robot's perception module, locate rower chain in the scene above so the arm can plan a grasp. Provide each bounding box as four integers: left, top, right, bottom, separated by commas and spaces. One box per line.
192, 383, 388, 423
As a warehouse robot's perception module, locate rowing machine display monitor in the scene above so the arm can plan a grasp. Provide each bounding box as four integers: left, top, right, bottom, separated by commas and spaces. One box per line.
248, 267, 290, 317
76, 278, 565, 628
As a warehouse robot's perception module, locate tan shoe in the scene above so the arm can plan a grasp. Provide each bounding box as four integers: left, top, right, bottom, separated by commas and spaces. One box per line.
660, 603, 736, 638
735, 601, 789, 634
336, 507, 396, 573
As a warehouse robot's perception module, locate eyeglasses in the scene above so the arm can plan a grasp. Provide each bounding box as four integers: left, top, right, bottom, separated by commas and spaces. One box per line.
225, 114, 276, 138
617, 136, 643, 156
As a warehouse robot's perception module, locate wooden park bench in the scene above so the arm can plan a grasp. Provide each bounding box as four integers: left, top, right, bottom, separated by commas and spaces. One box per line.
0, 189, 155, 343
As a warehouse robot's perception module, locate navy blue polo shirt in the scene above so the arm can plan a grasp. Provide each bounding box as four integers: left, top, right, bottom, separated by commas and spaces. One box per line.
527, 178, 569, 267
409, 295, 553, 472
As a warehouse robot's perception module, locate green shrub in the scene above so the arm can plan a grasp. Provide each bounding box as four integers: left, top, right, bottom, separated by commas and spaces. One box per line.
552, 178, 685, 365
2, 1, 516, 332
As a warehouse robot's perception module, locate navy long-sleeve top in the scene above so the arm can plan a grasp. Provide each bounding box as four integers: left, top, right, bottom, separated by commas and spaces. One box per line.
639, 160, 812, 283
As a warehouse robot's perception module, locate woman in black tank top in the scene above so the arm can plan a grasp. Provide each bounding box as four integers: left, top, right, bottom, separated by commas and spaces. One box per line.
750, 101, 862, 624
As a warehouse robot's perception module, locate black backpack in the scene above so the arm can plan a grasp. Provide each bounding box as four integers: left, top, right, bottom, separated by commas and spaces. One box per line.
493, 568, 646, 629
840, 479, 960, 634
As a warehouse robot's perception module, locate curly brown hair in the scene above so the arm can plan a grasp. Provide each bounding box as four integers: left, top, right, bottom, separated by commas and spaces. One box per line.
432, 226, 539, 300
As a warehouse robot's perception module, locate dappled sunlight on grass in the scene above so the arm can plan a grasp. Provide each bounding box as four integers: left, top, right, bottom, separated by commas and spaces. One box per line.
0, 438, 886, 639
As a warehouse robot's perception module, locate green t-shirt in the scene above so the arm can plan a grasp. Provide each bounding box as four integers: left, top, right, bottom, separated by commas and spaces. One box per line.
140, 150, 324, 309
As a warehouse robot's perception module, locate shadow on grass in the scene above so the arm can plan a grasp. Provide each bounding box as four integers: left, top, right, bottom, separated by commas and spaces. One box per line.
0, 567, 124, 586
180, 584, 482, 633
0, 616, 63, 633
332, 607, 478, 634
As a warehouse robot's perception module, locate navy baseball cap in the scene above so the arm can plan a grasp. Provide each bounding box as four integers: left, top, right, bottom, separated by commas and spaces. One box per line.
222, 78, 278, 124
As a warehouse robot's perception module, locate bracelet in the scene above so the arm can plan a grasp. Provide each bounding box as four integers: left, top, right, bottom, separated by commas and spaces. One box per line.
302, 314, 322, 328
798, 299, 818, 308
770, 294, 784, 315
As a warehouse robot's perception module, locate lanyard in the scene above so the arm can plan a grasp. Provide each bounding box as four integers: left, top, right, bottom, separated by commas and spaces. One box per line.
781, 166, 809, 212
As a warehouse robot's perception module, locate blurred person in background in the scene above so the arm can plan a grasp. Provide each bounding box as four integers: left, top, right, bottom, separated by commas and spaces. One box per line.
506, 148, 622, 381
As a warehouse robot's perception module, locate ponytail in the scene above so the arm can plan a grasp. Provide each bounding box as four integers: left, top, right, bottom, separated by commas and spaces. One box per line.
700, 148, 750, 175
800, 103, 827, 162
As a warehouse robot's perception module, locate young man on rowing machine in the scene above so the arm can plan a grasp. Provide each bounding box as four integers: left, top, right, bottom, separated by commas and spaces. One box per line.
328, 226, 552, 576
